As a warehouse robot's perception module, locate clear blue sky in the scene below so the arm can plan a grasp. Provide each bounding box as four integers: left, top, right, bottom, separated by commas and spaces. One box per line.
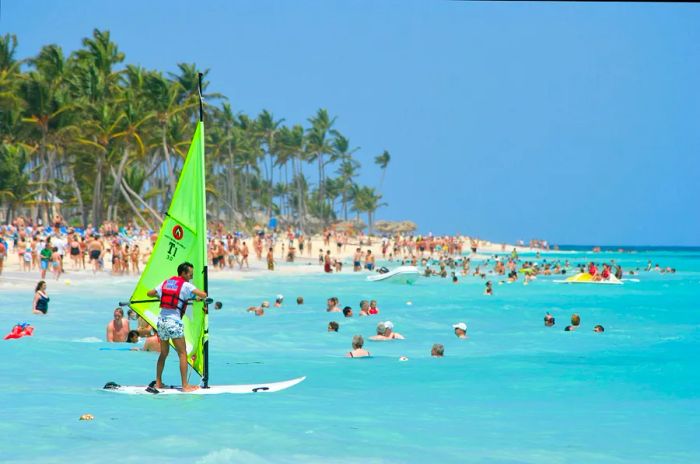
4, 0, 699, 245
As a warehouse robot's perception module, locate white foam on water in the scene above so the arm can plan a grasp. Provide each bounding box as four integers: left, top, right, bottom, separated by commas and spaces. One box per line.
73, 336, 102, 343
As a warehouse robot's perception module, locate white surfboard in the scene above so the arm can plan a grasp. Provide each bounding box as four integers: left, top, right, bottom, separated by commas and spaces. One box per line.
366, 265, 420, 284
102, 376, 305, 395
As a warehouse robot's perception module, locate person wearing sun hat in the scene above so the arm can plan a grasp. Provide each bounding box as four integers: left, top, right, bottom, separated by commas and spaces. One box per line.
452, 322, 468, 339
370, 321, 405, 340
383, 321, 404, 339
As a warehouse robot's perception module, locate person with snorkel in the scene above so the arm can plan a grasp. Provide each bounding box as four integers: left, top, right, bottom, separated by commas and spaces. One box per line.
146, 262, 207, 392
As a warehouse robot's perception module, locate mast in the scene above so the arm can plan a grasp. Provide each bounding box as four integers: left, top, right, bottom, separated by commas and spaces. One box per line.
199, 71, 210, 388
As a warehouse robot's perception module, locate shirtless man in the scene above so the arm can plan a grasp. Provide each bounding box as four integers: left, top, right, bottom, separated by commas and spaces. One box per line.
87, 236, 103, 274
364, 250, 375, 271
326, 297, 341, 312
353, 248, 362, 272
240, 242, 250, 269
106, 307, 130, 342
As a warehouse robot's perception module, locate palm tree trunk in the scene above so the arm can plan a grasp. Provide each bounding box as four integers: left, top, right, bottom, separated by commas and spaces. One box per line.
317, 154, 324, 213
110, 165, 163, 224
107, 147, 130, 221
227, 145, 237, 223
162, 127, 176, 194
67, 162, 87, 227
118, 182, 153, 230
92, 151, 104, 225
38, 128, 49, 225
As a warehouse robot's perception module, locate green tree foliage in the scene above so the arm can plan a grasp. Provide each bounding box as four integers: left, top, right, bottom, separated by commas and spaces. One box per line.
0, 30, 390, 233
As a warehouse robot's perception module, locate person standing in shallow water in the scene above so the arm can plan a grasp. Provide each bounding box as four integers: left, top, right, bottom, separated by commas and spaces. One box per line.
32, 280, 50, 315
324, 250, 333, 273
146, 262, 207, 392
266, 247, 275, 271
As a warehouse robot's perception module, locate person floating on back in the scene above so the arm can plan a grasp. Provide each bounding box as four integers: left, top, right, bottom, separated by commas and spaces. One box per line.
146, 261, 207, 392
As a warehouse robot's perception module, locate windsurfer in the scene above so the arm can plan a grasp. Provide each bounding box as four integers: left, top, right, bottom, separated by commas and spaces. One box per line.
147, 262, 207, 392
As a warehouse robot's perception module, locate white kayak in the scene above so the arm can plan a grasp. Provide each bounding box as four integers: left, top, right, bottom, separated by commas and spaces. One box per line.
553, 273, 623, 285
366, 265, 420, 284
102, 376, 306, 395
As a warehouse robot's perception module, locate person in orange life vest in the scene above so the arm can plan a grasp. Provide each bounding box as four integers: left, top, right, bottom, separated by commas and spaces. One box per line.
146, 262, 207, 392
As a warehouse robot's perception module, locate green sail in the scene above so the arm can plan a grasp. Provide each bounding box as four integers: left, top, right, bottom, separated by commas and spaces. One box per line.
129, 121, 207, 377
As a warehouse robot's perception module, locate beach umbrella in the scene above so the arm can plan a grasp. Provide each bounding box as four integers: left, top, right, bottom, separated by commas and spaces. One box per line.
334, 220, 366, 232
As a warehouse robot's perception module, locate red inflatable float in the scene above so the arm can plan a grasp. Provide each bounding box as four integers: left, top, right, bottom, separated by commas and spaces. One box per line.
4, 323, 34, 340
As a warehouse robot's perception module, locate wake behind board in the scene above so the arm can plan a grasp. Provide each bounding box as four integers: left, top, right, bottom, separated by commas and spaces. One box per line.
102, 376, 305, 395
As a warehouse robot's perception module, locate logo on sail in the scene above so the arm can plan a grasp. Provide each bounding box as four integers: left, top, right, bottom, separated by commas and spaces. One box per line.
172, 225, 184, 240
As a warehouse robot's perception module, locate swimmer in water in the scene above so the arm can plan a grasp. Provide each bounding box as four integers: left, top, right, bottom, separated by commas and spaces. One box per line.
346, 335, 370, 358
452, 322, 468, 339
544, 313, 555, 327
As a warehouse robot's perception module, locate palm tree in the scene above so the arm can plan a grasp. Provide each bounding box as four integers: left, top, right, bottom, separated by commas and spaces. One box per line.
3, 30, 398, 234
306, 108, 336, 222
216, 102, 241, 222
257, 110, 284, 218
0, 34, 25, 114
374, 150, 391, 190
144, 71, 188, 195
107, 65, 155, 222
352, 186, 386, 236
278, 124, 308, 230
332, 133, 360, 220
69, 29, 125, 225
0, 144, 41, 222
20, 44, 76, 224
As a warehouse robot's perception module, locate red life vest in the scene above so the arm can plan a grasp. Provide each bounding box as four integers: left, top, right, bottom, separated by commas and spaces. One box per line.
160, 276, 187, 313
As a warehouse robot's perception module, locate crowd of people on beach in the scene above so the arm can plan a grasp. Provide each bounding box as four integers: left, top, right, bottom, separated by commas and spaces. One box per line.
3, 214, 678, 367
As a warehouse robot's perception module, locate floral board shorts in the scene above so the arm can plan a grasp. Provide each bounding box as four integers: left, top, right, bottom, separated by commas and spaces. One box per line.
157, 315, 184, 340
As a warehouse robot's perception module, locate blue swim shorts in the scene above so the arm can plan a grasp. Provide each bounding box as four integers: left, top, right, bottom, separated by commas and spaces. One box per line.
157, 315, 184, 340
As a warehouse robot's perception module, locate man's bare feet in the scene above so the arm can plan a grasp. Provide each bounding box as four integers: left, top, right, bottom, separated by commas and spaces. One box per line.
181, 384, 199, 392
155, 382, 163, 389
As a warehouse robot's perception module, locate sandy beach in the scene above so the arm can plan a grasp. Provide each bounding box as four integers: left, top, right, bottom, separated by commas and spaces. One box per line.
0, 233, 540, 292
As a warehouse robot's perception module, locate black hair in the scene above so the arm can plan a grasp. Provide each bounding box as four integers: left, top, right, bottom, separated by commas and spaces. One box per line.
328, 321, 339, 332
342, 306, 352, 317
214, 301, 223, 309
35, 280, 46, 292
177, 262, 194, 276
126, 330, 140, 343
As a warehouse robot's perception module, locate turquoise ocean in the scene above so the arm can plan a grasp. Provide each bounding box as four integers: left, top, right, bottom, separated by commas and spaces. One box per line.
1, 248, 699, 463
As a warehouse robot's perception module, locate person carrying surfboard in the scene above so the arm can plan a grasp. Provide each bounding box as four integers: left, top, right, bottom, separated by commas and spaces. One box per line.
146, 261, 207, 392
